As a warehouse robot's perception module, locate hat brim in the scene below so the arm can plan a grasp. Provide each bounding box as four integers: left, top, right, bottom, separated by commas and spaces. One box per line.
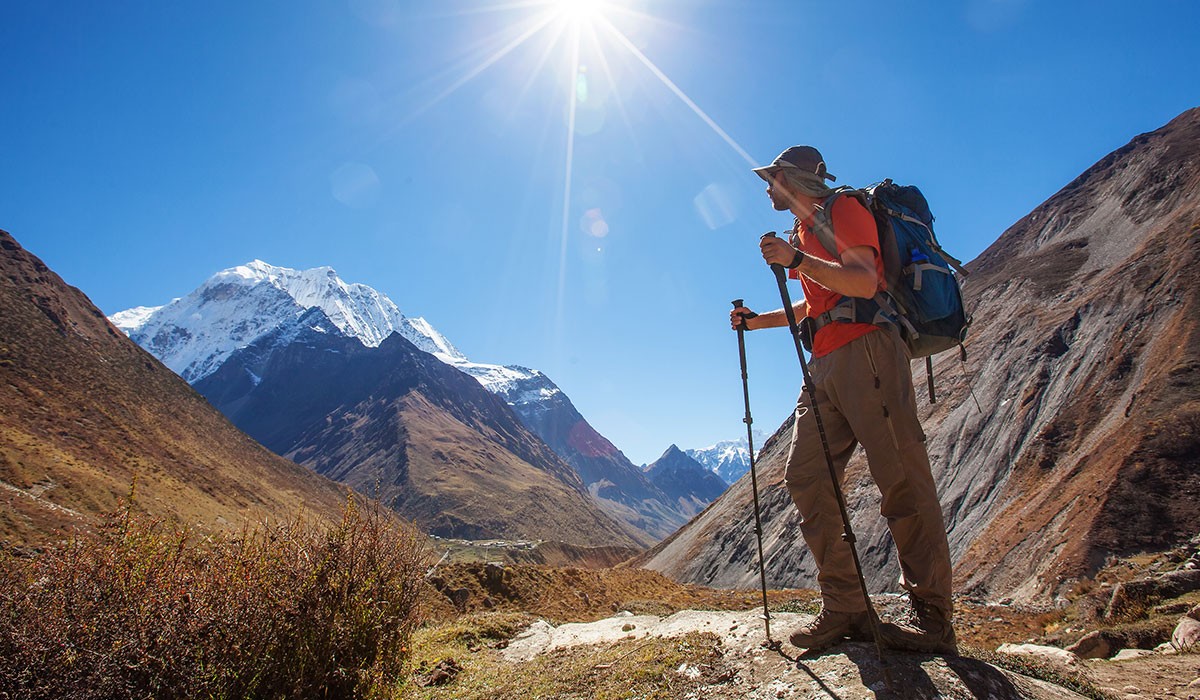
751, 165, 777, 183
753, 166, 836, 197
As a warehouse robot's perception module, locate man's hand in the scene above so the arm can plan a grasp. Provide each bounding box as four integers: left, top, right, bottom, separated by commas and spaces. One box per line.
760, 234, 801, 268
730, 305, 758, 331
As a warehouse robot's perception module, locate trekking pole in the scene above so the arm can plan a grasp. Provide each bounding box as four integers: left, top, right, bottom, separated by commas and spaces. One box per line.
731, 299, 780, 652
761, 233, 893, 682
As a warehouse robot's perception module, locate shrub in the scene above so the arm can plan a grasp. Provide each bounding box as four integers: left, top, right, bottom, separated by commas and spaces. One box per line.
0, 496, 431, 699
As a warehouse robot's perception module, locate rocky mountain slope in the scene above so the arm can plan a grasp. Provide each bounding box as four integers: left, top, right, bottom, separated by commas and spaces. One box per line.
193, 309, 639, 547
644, 445, 730, 518
0, 231, 351, 544
486, 367, 689, 541
113, 261, 688, 544
636, 107, 1200, 603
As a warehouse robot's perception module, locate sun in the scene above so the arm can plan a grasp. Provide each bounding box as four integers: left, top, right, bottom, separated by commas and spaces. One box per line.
552, 0, 605, 24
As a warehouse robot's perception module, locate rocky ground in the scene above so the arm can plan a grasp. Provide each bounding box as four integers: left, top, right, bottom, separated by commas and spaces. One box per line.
401, 536, 1200, 698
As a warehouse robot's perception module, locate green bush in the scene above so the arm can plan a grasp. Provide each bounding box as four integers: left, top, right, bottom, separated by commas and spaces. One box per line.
0, 496, 431, 699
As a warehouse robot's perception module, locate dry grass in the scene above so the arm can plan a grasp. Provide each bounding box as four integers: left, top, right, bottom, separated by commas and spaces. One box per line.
0, 495, 432, 700
400, 611, 730, 700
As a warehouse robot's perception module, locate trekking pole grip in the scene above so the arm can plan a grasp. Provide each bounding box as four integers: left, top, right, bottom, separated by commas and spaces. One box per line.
732, 299, 756, 332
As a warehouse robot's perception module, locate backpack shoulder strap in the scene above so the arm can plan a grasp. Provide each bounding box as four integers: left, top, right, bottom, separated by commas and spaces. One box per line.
807, 186, 863, 258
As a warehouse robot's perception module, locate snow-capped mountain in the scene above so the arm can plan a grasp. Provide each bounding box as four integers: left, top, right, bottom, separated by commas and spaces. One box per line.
111, 260, 684, 543
111, 260, 464, 383
685, 434, 763, 485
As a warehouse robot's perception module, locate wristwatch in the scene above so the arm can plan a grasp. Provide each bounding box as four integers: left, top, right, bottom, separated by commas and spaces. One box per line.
787, 248, 805, 269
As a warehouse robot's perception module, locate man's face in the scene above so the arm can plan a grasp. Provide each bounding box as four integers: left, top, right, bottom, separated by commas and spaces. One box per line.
765, 170, 792, 211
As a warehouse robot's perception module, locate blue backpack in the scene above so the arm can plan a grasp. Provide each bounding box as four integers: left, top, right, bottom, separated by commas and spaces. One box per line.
804, 179, 970, 401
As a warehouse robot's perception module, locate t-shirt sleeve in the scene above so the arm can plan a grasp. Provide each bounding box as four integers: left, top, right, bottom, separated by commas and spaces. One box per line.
832, 196, 879, 257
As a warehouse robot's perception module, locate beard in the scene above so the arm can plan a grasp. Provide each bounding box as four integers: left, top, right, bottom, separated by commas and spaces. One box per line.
767, 187, 791, 211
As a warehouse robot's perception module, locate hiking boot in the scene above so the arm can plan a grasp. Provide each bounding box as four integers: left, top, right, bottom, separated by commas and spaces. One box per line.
788, 608, 869, 651
879, 595, 957, 655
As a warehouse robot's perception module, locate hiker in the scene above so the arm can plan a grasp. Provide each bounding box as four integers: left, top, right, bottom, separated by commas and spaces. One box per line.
730, 145, 957, 654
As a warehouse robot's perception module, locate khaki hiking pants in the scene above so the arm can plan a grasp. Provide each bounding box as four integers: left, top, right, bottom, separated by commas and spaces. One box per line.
784, 327, 953, 615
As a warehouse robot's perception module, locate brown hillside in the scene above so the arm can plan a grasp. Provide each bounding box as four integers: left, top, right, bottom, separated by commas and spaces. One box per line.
635, 107, 1200, 603
0, 230, 350, 544
944, 107, 1200, 598
196, 318, 642, 549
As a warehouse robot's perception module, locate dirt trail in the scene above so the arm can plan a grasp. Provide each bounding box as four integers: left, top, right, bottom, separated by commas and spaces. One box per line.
505, 609, 1089, 699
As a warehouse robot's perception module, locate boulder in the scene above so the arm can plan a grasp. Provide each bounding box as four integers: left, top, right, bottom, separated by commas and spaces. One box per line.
996, 643, 1081, 673
1104, 570, 1200, 620
1172, 615, 1200, 651
1066, 630, 1120, 659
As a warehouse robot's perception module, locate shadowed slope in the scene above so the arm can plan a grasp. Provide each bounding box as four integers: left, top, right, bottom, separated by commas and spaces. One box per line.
196, 321, 641, 548
0, 231, 350, 543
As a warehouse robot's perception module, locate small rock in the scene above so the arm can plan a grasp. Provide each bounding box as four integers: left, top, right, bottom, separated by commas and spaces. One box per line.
1173, 615, 1200, 651
418, 658, 462, 687
1122, 685, 1141, 694
622, 623, 636, 632
1155, 641, 1176, 654
1112, 648, 1154, 661
1188, 676, 1200, 688
1153, 602, 1191, 616
447, 587, 471, 611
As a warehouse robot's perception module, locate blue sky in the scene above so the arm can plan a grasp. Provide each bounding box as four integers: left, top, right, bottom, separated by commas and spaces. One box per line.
3, 1, 1197, 465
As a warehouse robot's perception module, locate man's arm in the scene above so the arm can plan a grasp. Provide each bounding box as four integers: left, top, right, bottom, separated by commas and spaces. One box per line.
760, 237, 880, 299
730, 300, 807, 331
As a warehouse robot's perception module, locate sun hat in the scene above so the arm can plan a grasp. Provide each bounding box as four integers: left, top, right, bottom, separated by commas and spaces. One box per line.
752, 145, 837, 196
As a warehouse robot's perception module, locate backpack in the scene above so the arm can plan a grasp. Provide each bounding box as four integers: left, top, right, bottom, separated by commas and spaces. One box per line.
801, 179, 970, 402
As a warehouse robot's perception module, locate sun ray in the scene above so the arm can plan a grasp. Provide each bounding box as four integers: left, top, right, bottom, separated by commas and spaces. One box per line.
555, 18, 584, 330
597, 14, 758, 167
400, 10, 559, 126
512, 15, 573, 110
579, 19, 643, 156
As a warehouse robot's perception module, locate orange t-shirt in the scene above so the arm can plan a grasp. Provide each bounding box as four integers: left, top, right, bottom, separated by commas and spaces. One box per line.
789, 195, 884, 358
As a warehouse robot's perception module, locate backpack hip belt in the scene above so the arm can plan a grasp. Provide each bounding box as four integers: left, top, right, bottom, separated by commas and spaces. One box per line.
802, 293, 917, 353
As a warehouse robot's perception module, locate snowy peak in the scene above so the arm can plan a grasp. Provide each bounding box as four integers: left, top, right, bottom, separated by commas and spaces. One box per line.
685, 435, 761, 485
109, 305, 164, 331
110, 261, 467, 383
215, 260, 459, 355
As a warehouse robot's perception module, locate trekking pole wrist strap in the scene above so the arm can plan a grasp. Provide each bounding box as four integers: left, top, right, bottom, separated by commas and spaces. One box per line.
787, 248, 805, 269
